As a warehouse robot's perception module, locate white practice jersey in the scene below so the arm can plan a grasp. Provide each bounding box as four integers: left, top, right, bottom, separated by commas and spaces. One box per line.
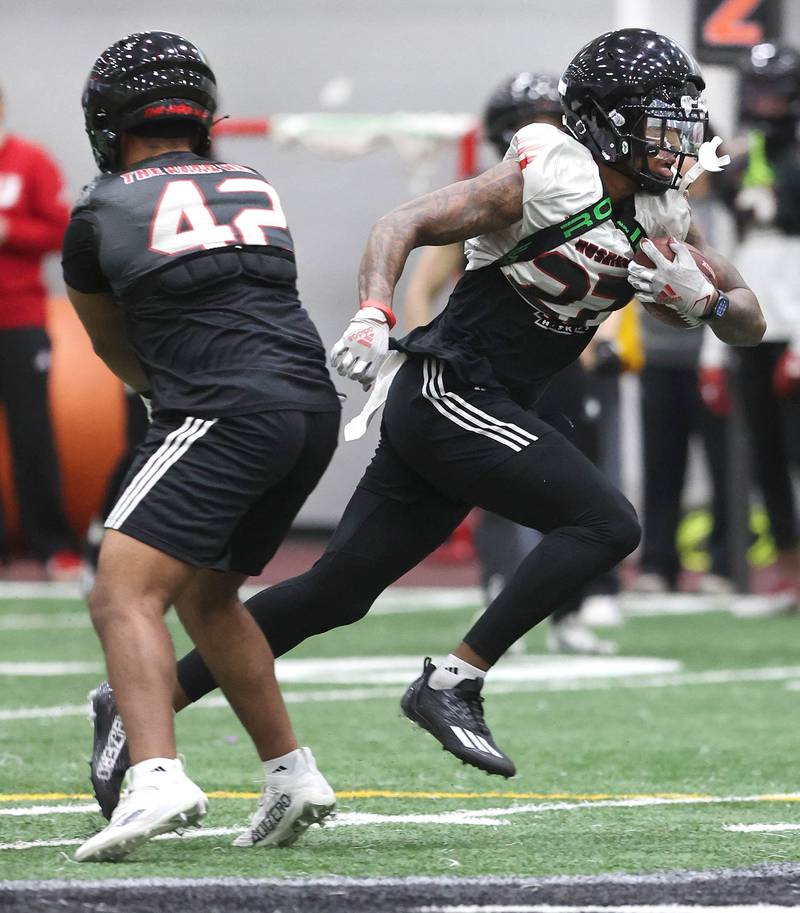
465, 124, 692, 331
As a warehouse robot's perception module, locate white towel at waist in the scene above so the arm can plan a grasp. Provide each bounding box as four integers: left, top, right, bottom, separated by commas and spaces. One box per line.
343, 351, 407, 442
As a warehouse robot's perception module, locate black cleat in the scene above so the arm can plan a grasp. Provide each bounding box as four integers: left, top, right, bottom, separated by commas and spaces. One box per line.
400, 658, 516, 777
89, 681, 130, 820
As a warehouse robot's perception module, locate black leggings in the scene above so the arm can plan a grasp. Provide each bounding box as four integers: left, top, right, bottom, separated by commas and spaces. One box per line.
0, 326, 76, 560
177, 358, 640, 702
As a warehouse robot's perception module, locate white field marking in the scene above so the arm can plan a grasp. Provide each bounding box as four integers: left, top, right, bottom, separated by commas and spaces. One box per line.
725, 823, 800, 832
4, 582, 788, 618
0, 581, 481, 614
5, 663, 800, 721
0, 812, 509, 851
0, 827, 239, 851
0, 703, 88, 721
0, 654, 679, 683
619, 592, 796, 618
0, 662, 102, 676
0, 803, 98, 816
415, 907, 795, 913
270, 654, 681, 686
0, 582, 792, 624
5, 793, 800, 839
786, 680, 800, 690
3, 863, 800, 889
0, 804, 506, 827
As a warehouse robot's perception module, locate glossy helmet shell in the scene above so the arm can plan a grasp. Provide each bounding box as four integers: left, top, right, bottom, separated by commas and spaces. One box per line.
483, 72, 562, 158
738, 42, 800, 130
82, 31, 217, 172
560, 28, 706, 194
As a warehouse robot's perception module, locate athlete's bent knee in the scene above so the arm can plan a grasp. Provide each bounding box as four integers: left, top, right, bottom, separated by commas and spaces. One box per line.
605, 498, 641, 558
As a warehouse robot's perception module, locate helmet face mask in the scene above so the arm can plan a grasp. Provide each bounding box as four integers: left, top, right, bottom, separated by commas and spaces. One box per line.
611, 89, 708, 193
82, 32, 217, 172
560, 28, 707, 195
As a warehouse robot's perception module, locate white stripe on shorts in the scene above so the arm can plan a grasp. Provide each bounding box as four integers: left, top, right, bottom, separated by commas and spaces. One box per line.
421, 359, 536, 452
105, 417, 217, 530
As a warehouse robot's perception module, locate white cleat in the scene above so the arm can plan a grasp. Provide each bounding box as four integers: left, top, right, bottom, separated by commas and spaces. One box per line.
74, 757, 207, 862
233, 747, 336, 848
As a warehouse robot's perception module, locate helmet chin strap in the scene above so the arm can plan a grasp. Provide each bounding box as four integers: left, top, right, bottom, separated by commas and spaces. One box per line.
677, 135, 731, 192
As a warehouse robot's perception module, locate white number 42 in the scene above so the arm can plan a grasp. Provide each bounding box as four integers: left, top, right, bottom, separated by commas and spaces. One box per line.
149, 178, 288, 255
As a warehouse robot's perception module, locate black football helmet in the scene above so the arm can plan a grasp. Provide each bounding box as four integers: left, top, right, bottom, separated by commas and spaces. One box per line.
483, 72, 563, 158
559, 28, 707, 194
738, 42, 800, 135
82, 31, 217, 172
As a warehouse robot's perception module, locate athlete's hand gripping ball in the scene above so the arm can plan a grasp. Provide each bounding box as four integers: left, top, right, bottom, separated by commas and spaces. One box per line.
628, 238, 717, 327
330, 301, 396, 390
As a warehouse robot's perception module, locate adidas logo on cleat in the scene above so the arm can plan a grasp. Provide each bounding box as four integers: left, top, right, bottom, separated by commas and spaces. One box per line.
450, 725, 503, 758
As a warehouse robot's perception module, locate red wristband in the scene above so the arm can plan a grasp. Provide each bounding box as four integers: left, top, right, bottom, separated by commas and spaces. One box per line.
360, 298, 396, 329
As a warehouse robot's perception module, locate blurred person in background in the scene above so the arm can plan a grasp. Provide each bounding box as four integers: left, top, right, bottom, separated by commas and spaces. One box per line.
0, 85, 82, 579
713, 43, 800, 602
633, 166, 734, 596
404, 72, 619, 655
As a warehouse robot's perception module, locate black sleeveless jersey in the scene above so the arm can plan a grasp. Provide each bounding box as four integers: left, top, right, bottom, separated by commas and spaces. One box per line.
62, 151, 339, 417
394, 265, 596, 408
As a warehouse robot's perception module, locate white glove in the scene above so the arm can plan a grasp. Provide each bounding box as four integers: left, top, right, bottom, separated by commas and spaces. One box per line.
628, 238, 717, 326
330, 306, 391, 390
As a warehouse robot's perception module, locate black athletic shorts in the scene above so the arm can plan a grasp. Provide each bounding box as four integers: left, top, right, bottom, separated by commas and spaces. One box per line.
105, 408, 339, 574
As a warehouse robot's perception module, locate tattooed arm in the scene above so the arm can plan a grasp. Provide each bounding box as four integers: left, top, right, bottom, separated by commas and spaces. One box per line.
685, 220, 766, 346
358, 160, 524, 306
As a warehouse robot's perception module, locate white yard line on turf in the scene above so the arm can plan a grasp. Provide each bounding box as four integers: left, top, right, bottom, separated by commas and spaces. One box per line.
0, 814, 510, 850
0, 662, 102, 676
0, 581, 481, 613
3, 663, 800, 720
0, 805, 507, 827
3, 794, 800, 847
725, 823, 800, 832
0, 804, 99, 816
1, 580, 794, 619
0, 654, 681, 680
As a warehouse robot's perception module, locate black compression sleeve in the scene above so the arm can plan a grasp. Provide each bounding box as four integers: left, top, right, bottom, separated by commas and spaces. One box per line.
61, 214, 112, 294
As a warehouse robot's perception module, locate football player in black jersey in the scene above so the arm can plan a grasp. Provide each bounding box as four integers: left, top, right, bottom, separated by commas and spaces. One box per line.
64, 32, 340, 861
404, 72, 620, 657
91, 30, 765, 802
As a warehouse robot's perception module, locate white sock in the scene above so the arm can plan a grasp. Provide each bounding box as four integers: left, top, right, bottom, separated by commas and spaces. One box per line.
428, 654, 486, 690
129, 756, 180, 785
262, 746, 314, 779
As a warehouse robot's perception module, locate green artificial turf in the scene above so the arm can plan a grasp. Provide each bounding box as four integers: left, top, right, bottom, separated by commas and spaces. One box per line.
0, 595, 798, 882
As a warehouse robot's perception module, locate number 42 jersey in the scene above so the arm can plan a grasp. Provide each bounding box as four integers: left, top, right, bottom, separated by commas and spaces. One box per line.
62, 151, 339, 418
396, 124, 691, 406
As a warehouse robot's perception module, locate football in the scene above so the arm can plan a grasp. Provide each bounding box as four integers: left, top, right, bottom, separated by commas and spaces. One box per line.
632, 237, 717, 328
